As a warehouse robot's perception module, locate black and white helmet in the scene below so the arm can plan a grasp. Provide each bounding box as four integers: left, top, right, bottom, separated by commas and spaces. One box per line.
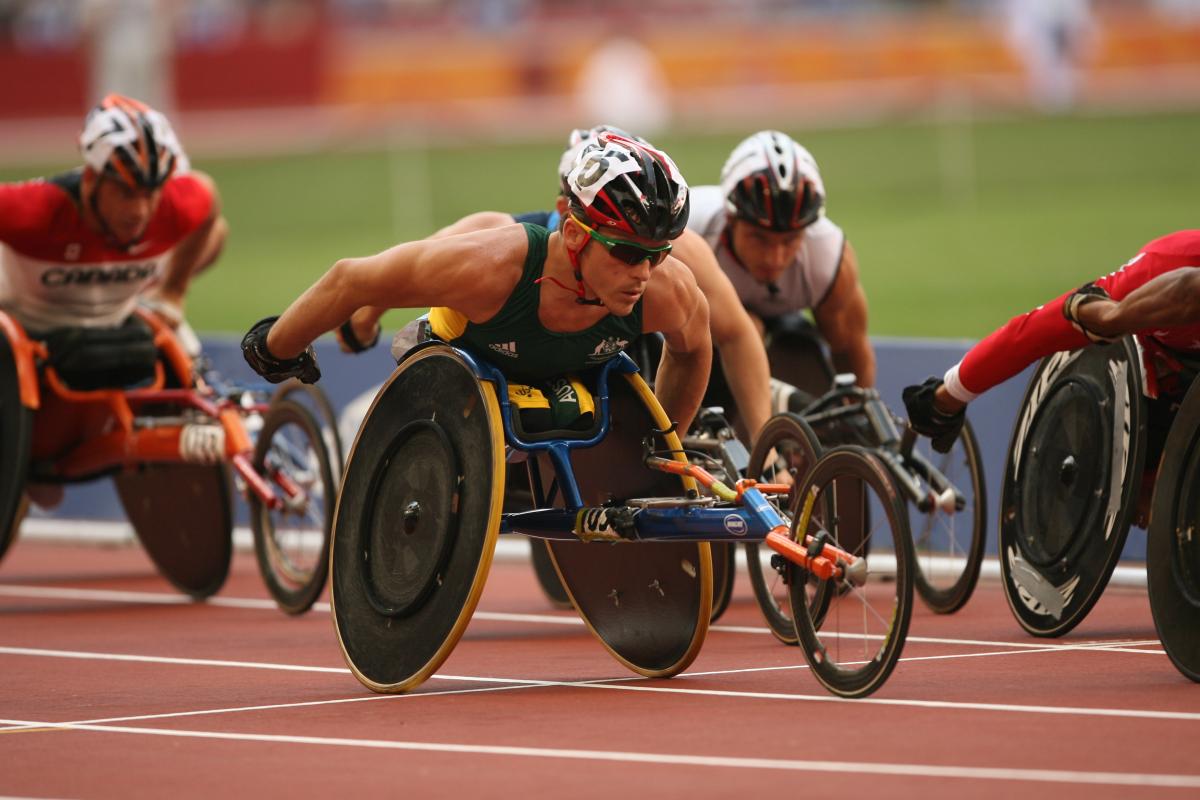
563, 131, 690, 241
721, 130, 824, 231
557, 124, 646, 191
79, 94, 188, 190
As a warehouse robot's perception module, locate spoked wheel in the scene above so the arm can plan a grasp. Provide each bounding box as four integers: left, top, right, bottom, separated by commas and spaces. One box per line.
1148, 380, 1200, 682
908, 418, 987, 614
272, 379, 345, 483
249, 398, 337, 614
788, 446, 914, 698
743, 413, 824, 644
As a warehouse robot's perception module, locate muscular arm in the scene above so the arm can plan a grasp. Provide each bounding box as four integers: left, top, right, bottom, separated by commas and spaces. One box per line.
346, 211, 519, 345
672, 229, 771, 442
267, 225, 526, 358
643, 260, 713, 436
813, 241, 875, 386
1082, 267, 1200, 337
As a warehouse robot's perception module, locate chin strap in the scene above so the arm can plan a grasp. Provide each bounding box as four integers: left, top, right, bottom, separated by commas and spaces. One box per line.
536, 241, 604, 306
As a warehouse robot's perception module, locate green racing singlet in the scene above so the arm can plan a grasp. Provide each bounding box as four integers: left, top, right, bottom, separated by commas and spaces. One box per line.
428, 223, 643, 384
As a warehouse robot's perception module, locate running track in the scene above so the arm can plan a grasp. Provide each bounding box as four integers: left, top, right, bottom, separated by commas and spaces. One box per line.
1, 537, 1197, 799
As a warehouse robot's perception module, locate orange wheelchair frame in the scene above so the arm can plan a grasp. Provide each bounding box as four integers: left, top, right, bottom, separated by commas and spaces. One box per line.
0, 308, 336, 613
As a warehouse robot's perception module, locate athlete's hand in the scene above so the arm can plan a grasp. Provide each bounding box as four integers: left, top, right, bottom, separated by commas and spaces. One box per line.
241, 316, 321, 384
1062, 282, 1117, 344
335, 316, 381, 354
902, 377, 965, 454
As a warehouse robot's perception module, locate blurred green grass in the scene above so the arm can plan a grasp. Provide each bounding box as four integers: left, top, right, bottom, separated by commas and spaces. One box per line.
5, 109, 1197, 338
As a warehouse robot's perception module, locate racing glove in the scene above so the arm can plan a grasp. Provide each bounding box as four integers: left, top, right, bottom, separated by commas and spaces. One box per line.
902, 376, 965, 454
1062, 282, 1117, 344
335, 318, 381, 354
241, 316, 321, 384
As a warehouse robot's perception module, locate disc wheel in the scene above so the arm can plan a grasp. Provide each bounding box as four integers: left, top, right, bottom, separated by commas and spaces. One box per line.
909, 417, 987, 614
1148, 380, 1200, 682
0, 332, 32, 564
250, 398, 337, 614
788, 446, 914, 698
743, 413, 825, 644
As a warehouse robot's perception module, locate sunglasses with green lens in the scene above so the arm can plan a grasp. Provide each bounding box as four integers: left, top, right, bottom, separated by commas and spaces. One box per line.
572, 215, 672, 266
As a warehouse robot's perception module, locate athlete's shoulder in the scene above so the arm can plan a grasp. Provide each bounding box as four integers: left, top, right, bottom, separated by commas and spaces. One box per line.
156, 171, 217, 236
1140, 229, 1200, 257
0, 173, 81, 252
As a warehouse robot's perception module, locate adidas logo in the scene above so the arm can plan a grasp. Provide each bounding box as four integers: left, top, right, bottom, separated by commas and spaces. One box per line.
488, 340, 518, 358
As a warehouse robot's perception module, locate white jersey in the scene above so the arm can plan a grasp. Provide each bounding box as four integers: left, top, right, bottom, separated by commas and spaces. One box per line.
686, 185, 845, 319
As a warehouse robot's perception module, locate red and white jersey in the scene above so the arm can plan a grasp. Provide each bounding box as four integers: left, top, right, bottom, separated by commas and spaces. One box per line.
946, 230, 1200, 402
0, 169, 213, 333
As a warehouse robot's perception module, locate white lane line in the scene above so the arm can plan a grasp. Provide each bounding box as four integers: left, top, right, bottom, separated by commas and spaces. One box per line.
3, 646, 1197, 723
0, 584, 1166, 655
0, 719, 1197, 789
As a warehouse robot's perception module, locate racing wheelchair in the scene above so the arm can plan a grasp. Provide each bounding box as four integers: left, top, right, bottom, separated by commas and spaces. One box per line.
330, 342, 917, 698
998, 336, 1200, 681
0, 308, 338, 614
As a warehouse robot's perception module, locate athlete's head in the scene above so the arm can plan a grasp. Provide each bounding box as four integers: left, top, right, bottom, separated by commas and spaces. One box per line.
721, 130, 825, 284
556, 132, 689, 312
78, 94, 188, 246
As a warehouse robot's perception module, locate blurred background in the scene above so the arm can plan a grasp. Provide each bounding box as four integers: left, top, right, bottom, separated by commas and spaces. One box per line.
1, 0, 1199, 338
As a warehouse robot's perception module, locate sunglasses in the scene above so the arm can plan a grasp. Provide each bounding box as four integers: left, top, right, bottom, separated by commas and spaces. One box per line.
572, 215, 672, 266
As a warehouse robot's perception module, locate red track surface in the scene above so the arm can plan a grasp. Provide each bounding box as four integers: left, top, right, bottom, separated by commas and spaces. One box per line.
2, 538, 1198, 799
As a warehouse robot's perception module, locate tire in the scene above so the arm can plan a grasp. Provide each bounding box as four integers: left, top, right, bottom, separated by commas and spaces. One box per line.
788, 446, 914, 698
0, 331, 32, 564
743, 413, 825, 645
909, 417, 987, 613
249, 398, 337, 614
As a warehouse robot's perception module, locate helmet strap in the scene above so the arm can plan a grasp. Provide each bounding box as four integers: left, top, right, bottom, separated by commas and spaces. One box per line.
536, 238, 604, 306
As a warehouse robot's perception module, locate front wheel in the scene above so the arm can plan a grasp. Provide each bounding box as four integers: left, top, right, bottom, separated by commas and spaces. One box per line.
249, 398, 336, 614
908, 418, 986, 614
788, 446, 914, 698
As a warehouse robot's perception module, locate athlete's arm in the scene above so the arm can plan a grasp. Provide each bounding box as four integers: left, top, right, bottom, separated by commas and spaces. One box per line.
151, 172, 228, 323
672, 229, 770, 442
813, 241, 875, 386
643, 259, 713, 436
1079, 267, 1200, 337
268, 225, 526, 359
342, 211, 520, 351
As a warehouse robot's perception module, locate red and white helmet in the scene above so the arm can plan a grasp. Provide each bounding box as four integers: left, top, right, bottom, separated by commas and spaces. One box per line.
563, 131, 690, 241
721, 130, 825, 231
79, 94, 188, 190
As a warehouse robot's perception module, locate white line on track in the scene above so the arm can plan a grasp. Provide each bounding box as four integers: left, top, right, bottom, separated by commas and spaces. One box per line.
2, 645, 1197, 723
1, 718, 1198, 789
0, 583, 1167, 654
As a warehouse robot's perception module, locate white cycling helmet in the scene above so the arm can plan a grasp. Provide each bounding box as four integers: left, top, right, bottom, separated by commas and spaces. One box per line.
721, 130, 825, 231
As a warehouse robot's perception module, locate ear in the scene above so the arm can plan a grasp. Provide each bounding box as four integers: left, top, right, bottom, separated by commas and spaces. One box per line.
561, 215, 588, 249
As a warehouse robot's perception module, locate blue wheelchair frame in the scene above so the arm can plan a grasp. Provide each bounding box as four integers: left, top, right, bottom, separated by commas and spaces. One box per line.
452, 346, 798, 548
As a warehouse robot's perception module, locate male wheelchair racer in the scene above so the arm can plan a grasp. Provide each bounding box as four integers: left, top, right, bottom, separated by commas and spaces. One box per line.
331, 341, 917, 698
0, 308, 338, 613
997, 336, 1200, 682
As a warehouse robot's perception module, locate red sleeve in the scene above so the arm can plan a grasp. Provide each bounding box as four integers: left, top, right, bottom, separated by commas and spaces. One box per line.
158, 173, 215, 241
0, 180, 66, 248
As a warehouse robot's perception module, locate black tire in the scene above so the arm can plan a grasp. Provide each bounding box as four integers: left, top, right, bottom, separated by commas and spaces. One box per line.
788, 446, 914, 698
0, 331, 32, 564
999, 340, 1146, 637
1147, 380, 1200, 682
273, 379, 345, 483
909, 417, 987, 613
743, 413, 825, 644
249, 398, 337, 615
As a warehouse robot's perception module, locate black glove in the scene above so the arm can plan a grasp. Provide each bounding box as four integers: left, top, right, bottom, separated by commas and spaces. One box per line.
902, 376, 965, 454
335, 318, 380, 354
1062, 282, 1116, 344
241, 316, 321, 384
